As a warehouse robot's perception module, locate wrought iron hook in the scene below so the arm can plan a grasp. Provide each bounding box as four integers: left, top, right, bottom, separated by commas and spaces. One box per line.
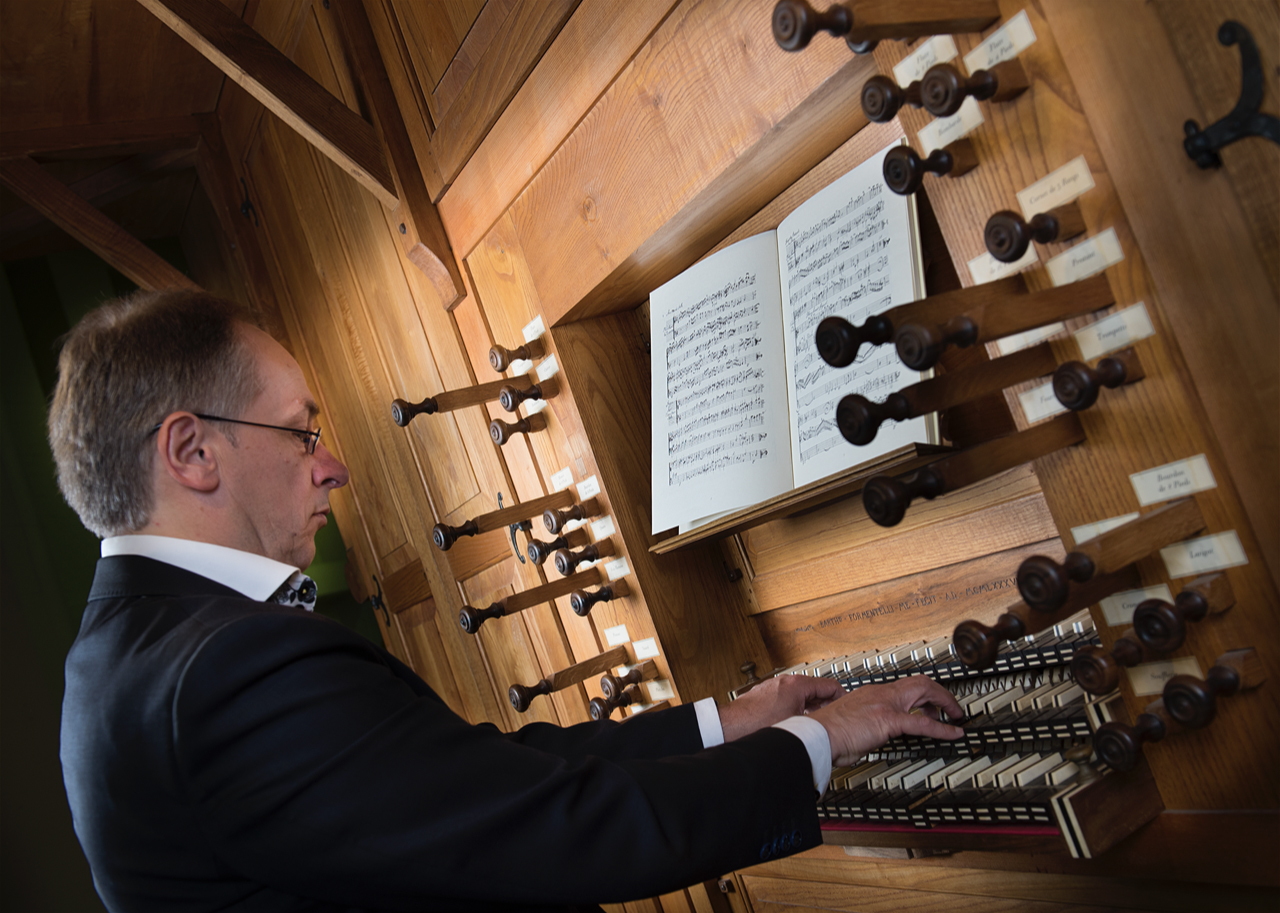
1183, 21, 1280, 168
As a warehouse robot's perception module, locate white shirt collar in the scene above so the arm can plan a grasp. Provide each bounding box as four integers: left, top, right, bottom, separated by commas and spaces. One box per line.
101, 535, 303, 603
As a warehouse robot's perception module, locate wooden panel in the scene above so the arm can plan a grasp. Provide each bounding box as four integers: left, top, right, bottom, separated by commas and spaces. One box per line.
1042, 0, 1279, 591
506, 0, 877, 325
744, 875, 1114, 913
388, 0, 486, 104
439, 0, 676, 256
862, 1, 1280, 812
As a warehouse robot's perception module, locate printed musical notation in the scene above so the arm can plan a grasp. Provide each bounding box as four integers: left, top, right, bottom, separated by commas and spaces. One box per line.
781, 175, 915, 478
662, 272, 774, 487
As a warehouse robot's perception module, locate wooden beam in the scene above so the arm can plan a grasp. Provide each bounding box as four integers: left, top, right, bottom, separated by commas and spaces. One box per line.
0, 148, 197, 249
0, 116, 204, 158
332, 0, 462, 308
0, 156, 200, 291
135, 0, 398, 208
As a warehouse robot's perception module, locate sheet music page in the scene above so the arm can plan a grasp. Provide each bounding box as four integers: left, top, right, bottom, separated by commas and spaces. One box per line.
778, 141, 930, 488
650, 233, 793, 533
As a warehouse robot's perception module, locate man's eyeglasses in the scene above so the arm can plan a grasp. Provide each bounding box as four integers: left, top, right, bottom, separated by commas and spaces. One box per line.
148, 414, 322, 455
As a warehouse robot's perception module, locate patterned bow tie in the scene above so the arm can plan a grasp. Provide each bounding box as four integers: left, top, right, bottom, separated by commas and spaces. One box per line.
269, 573, 318, 611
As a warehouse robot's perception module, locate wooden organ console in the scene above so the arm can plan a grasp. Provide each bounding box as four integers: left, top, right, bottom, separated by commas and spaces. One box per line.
187, 0, 1279, 909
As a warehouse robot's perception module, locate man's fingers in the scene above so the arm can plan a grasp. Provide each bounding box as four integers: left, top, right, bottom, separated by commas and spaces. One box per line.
897, 675, 965, 719
895, 710, 965, 741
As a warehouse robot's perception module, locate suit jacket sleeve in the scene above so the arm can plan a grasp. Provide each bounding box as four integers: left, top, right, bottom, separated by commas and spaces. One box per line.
174, 612, 820, 910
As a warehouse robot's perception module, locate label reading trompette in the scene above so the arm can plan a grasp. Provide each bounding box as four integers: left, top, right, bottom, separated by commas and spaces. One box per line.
590, 515, 616, 539
1017, 156, 1095, 219
964, 9, 1037, 72
894, 35, 959, 86
549, 467, 574, 491
522, 315, 546, 343
1161, 531, 1248, 578
604, 624, 630, 646
1046, 228, 1124, 286
1075, 302, 1155, 361
1131, 455, 1216, 506
1018, 381, 1068, 423
604, 557, 631, 581
576, 475, 601, 499
1071, 512, 1140, 546
535, 354, 559, 382
1128, 656, 1202, 696
968, 243, 1038, 285
633, 638, 660, 660
918, 95, 984, 155
1100, 584, 1174, 627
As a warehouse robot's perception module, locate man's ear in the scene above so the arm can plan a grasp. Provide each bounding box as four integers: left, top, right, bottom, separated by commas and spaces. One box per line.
156, 413, 221, 492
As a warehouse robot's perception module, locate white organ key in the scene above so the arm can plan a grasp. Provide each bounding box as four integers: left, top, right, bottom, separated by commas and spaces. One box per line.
901, 758, 948, 789
1034, 681, 1076, 709
982, 686, 1023, 714
886, 758, 933, 790
976, 755, 1024, 787
928, 757, 974, 789
1014, 752, 1065, 787
1054, 682, 1085, 706
1047, 760, 1081, 785
946, 756, 994, 789
996, 755, 1043, 787
872, 759, 919, 791
838, 760, 889, 789
1014, 682, 1060, 712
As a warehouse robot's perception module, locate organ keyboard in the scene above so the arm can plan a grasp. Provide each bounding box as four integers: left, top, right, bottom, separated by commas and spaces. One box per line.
774, 611, 1164, 855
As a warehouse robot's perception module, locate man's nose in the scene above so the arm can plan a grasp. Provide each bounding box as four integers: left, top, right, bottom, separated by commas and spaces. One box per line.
314, 442, 350, 489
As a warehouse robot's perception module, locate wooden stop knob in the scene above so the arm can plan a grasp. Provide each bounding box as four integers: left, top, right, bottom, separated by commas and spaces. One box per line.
390, 395, 439, 427
554, 539, 613, 576
1133, 591, 1208, 654
893, 315, 978, 370
459, 602, 504, 635
863, 465, 946, 527
544, 498, 599, 534
601, 660, 658, 701
1094, 713, 1167, 772
489, 338, 545, 372
771, 0, 852, 51
861, 74, 922, 123
490, 412, 546, 445
508, 679, 552, 713
920, 59, 1028, 117
1164, 665, 1242, 730
589, 683, 641, 720
570, 582, 623, 617
527, 535, 570, 566
984, 202, 1087, 263
836, 391, 911, 446
433, 519, 480, 551
1053, 357, 1130, 411
498, 380, 547, 412
815, 314, 894, 368
952, 613, 1027, 669
1070, 641, 1148, 696
1017, 552, 1096, 613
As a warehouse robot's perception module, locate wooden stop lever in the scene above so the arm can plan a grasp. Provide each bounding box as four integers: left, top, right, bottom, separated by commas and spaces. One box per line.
432, 489, 576, 551
1072, 633, 1152, 696
489, 338, 546, 372
1093, 699, 1180, 772
544, 497, 601, 534
499, 376, 558, 412
589, 683, 642, 721
920, 59, 1030, 117
772, 0, 999, 54
554, 538, 616, 576
1133, 573, 1234, 653
838, 342, 1057, 445
526, 528, 589, 566
600, 660, 659, 702
490, 412, 547, 445
882, 139, 978, 196
459, 566, 604, 634
1163, 648, 1264, 729
507, 645, 629, 713
569, 579, 629, 617
984, 201, 1087, 263
1053, 349, 1145, 411
1016, 498, 1205, 612
391, 375, 529, 426
861, 75, 924, 122
863, 412, 1084, 527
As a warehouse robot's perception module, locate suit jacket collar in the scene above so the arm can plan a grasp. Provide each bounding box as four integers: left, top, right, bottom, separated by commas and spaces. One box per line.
88, 554, 247, 603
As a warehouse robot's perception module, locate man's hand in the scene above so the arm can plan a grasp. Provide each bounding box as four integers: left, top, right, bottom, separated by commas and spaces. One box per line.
809, 675, 965, 766
718, 675, 843, 742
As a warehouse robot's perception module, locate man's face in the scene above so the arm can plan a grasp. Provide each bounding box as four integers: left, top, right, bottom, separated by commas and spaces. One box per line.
219, 324, 349, 570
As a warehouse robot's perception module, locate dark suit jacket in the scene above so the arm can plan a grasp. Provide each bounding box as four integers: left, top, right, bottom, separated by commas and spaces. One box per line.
62, 556, 820, 912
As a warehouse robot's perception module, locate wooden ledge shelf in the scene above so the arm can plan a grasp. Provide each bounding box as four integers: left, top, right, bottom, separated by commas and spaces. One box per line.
650, 443, 951, 555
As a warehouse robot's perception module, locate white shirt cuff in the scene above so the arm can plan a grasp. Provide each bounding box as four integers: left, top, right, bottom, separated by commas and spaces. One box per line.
694, 698, 725, 748
771, 716, 833, 795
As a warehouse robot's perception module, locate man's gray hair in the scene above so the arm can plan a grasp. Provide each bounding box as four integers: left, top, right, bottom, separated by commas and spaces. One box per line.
48, 289, 263, 538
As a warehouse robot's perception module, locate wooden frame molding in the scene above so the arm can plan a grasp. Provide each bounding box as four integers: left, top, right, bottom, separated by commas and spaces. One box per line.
0, 155, 200, 291
135, 0, 398, 207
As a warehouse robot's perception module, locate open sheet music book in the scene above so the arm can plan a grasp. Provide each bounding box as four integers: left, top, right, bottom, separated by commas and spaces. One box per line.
650, 139, 936, 534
